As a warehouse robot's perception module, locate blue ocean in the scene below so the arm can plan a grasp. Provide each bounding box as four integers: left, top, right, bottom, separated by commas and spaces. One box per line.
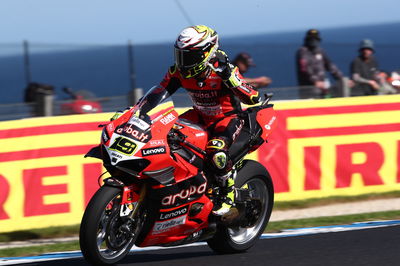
1, 22, 399, 104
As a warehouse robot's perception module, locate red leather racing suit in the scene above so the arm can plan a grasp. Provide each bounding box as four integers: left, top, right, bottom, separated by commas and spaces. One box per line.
159, 60, 260, 176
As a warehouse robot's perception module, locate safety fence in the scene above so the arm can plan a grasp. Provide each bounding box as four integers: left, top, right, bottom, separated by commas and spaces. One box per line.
0, 85, 349, 121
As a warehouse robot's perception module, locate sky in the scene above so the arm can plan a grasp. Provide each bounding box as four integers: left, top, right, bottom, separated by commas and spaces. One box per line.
0, 0, 399, 45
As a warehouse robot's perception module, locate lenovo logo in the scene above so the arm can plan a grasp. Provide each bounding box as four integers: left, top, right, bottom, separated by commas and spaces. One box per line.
159, 206, 188, 221
141, 146, 166, 156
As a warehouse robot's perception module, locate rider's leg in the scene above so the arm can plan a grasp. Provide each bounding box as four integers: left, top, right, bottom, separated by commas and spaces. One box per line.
206, 115, 244, 216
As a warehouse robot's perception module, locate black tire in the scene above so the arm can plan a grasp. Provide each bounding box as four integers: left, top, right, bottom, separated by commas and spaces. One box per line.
79, 185, 136, 265
207, 160, 274, 254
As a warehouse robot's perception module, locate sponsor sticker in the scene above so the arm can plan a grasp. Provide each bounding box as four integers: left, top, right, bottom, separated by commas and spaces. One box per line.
265, 116, 276, 130
111, 152, 122, 159
161, 183, 207, 206
152, 215, 186, 234
160, 113, 176, 125
149, 139, 165, 146
118, 124, 150, 142
232, 120, 244, 141
141, 146, 166, 156
196, 105, 222, 116
129, 116, 150, 130
159, 206, 188, 221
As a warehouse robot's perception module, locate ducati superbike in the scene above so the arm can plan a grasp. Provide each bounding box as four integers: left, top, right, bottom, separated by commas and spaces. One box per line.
79, 86, 277, 265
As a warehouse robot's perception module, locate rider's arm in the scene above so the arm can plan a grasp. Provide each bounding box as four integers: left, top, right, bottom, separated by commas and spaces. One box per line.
159, 65, 182, 95
111, 66, 181, 121
226, 67, 260, 105
210, 50, 260, 105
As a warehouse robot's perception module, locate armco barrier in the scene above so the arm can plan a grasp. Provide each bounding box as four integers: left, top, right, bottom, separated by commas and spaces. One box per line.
1, 95, 400, 232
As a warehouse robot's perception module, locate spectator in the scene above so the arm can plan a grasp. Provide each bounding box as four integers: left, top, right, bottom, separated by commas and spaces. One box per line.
350, 39, 395, 95
232, 52, 272, 88
296, 29, 344, 98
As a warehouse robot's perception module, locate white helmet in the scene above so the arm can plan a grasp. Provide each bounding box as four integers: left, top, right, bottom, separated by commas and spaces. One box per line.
174, 25, 219, 78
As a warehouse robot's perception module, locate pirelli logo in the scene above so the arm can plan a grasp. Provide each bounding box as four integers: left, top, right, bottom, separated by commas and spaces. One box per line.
257, 96, 400, 201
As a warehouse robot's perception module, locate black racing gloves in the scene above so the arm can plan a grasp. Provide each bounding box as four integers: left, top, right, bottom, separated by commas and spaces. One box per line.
209, 50, 242, 88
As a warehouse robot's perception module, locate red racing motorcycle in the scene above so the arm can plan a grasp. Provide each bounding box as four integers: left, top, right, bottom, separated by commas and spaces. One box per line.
79, 86, 277, 265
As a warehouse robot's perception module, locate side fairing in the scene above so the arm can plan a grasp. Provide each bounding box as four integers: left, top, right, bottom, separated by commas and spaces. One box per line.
256, 107, 277, 140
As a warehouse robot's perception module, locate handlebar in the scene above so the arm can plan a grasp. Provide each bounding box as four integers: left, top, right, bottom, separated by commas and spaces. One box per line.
167, 129, 206, 155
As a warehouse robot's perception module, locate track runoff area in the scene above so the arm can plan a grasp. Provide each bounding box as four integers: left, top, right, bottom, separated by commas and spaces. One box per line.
2, 220, 399, 265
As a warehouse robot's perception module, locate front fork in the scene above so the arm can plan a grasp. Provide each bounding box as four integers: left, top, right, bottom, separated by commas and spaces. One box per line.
103, 177, 146, 218
119, 183, 147, 218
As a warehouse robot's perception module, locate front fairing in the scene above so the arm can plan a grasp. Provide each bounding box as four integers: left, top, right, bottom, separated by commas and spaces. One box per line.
102, 86, 179, 175
98, 87, 214, 248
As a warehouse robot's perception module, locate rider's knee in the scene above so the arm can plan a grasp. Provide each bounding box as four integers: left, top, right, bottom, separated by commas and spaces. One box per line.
206, 137, 232, 175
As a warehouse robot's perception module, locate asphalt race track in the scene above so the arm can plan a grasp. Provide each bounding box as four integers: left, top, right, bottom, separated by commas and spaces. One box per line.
11, 224, 400, 266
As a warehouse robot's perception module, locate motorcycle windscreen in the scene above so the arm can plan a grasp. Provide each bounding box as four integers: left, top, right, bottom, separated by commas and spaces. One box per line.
132, 86, 174, 123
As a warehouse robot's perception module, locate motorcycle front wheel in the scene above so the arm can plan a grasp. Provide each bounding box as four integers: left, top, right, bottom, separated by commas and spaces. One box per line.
207, 160, 274, 253
79, 185, 138, 265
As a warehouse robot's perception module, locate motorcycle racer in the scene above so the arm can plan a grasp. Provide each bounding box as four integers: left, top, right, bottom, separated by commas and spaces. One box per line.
111, 25, 259, 216
159, 25, 260, 216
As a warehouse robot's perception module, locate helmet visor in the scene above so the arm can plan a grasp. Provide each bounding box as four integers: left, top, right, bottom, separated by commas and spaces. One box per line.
174, 48, 205, 70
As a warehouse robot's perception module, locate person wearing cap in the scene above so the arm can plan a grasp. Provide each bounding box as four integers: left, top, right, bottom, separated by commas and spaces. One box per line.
350, 39, 383, 95
296, 29, 344, 98
232, 52, 272, 88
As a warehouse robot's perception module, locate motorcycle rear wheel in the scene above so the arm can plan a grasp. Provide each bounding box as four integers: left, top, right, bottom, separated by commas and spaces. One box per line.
207, 160, 274, 253
79, 185, 137, 265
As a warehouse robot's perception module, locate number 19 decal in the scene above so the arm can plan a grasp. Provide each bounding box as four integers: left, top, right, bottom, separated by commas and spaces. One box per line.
110, 137, 137, 155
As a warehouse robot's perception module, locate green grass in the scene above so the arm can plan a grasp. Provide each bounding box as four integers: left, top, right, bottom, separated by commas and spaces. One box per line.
0, 224, 80, 243
0, 241, 79, 258
1, 210, 400, 258
266, 210, 400, 232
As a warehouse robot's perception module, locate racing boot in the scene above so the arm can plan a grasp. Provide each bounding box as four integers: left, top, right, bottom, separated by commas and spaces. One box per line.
212, 171, 237, 217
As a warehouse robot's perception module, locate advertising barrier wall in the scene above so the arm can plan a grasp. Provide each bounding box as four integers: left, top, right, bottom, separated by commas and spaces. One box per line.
260, 94, 400, 201
0, 95, 400, 232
